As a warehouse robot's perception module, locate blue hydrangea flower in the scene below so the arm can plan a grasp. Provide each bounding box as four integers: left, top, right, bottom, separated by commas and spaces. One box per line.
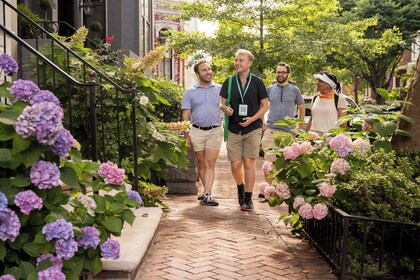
37, 266, 66, 280
0, 274, 16, 280
42, 219, 74, 241
36, 253, 63, 270
127, 190, 143, 205
30, 90, 61, 106
0, 208, 21, 242
10, 79, 39, 102
77, 194, 97, 210
14, 190, 43, 215
51, 128, 74, 157
55, 238, 78, 260
100, 239, 120, 259
77, 226, 100, 249
0, 53, 18, 75
15, 102, 64, 145
0, 192, 7, 210
30, 160, 60, 189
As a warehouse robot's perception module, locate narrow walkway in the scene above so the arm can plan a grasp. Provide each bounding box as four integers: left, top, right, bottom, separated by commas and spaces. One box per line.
135, 144, 337, 280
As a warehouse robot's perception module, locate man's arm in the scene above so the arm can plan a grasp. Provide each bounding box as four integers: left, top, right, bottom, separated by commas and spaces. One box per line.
220, 97, 233, 116
239, 97, 269, 127
296, 103, 305, 129
181, 109, 192, 145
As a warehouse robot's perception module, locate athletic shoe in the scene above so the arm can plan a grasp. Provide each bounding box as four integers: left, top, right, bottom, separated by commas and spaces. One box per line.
197, 193, 205, 200
200, 194, 219, 206
241, 200, 254, 211
258, 193, 267, 202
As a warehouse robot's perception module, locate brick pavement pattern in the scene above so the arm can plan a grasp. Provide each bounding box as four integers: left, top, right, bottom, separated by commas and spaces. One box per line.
135, 144, 338, 280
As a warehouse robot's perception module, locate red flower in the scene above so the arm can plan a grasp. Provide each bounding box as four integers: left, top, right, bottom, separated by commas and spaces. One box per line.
105, 35, 113, 43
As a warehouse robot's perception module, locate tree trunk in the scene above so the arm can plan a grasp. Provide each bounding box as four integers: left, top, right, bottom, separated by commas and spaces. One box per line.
392, 55, 420, 152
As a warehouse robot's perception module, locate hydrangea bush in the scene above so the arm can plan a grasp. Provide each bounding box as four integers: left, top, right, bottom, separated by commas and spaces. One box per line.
0, 54, 141, 279
264, 128, 419, 230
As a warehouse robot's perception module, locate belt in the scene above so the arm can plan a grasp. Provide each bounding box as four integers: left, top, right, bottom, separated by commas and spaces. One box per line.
192, 124, 220, 131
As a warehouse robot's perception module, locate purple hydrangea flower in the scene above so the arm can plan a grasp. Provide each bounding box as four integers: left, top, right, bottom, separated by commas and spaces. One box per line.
36, 253, 63, 270
42, 219, 74, 241
15, 102, 64, 145
77, 194, 97, 210
55, 238, 78, 260
329, 134, 352, 158
51, 128, 74, 157
30, 90, 60, 106
0, 53, 18, 75
30, 160, 60, 189
37, 267, 66, 280
10, 79, 39, 102
98, 161, 125, 185
0, 275, 16, 280
100, 239, 120, 259
14, 190, 43, 215
0, 208, 21, 242
0, 192, 7, 210
127, 190, 142, 205
77, 226, 100, 249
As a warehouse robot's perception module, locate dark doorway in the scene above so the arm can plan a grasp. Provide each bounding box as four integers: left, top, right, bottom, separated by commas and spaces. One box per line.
57, 0, 75, 37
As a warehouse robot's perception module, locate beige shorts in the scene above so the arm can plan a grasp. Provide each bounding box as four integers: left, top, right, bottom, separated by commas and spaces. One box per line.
227, 128, 262, 161
261, 128, 284, 162
190, 126, 223, 152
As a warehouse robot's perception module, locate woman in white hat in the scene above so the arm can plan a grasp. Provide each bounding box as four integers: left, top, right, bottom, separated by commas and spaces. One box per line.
305, 71, 348, 135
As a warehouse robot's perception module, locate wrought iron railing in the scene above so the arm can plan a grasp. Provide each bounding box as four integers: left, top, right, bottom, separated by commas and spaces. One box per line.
303, 204, 419, 279
0, 0, 140, 190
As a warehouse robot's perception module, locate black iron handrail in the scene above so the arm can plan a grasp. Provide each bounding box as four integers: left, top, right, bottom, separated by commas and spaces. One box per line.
1, 0, 130, 94
302, 204, 419, 280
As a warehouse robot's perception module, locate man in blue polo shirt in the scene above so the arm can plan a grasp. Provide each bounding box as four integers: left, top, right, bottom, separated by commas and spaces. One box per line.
181, 59, 222, 206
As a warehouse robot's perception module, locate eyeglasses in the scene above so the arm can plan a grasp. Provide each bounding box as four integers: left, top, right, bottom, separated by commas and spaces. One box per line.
276, 71, 288, 75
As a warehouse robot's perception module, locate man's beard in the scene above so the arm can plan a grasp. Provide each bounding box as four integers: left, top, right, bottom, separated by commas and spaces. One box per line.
277, 77, 287, 84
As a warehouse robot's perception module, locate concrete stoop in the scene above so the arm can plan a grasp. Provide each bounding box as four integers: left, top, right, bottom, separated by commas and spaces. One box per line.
93, 207, 162, 280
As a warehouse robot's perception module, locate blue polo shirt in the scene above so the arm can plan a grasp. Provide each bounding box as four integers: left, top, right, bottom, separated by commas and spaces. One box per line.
181, 82, 222, 127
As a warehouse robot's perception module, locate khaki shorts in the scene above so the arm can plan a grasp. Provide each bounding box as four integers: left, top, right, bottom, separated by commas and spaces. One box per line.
261, 128, 284, 162
227, 128, 262, 161
190, 126, 223, 152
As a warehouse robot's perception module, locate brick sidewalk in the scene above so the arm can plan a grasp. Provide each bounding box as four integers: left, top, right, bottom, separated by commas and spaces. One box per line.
135, 144, 338, 280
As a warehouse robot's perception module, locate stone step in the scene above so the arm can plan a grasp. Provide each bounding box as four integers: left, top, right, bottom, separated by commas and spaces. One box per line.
93, 207, 162, 280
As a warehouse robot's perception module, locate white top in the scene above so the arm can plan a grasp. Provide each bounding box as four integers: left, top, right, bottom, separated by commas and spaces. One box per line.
309, 94, 347, 134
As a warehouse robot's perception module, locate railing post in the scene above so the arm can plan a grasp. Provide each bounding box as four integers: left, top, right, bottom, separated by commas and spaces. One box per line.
131, 82, 139, 192
88, 71, 98, 162
340, 217, 349, 280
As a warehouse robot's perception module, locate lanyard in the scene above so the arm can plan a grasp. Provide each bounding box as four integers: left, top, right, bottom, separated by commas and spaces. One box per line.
236, 73, 253, 103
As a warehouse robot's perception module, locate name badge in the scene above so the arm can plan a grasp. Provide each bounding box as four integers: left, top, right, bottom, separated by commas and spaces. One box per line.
238, 104, 248, 116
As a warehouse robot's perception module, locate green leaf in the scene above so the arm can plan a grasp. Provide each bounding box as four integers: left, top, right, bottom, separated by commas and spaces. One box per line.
13, 173, 31, 187
33, 232, 47, 244
104, 216, 123, 233
394, 129, 410, 137
4, 266, 21, 279
19, 261, 37, 279
90, 256, 103, 275
13, 134, 31, 153
14, 143, 49, 168
0, 148, 11, 161
122, 209, 136, 225
0, 110, 20, 125
109, 202, 126, 214
0, 81, 12, 98
60, 166, 79, 187
0, 244, 6, 261
376, 88, 390, 100
22, 243, 41, 257
374, 121, 397, 137
0, 123, 15, 141
373, 139, 392, 152
398, 114, 414, 124
93, 194, 106, 213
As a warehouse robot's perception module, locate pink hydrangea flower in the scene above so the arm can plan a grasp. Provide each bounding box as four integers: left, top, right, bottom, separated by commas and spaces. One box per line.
300, 141, 314, 155
275, 182, 290, 199
262, 161, 273, 177
329, 134, 352, 158
317, 182, 337, 198
298, 203, 313, 219
98, 161, 118, 177
263, 185, 276, 200
293, 196, 305, 210
351, 138, 370, 155
330, 158, 350, 175
258, 182, 270, 195
283, 143, 302, 160
98, 161, 125, 185
313, 203, 328, 220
